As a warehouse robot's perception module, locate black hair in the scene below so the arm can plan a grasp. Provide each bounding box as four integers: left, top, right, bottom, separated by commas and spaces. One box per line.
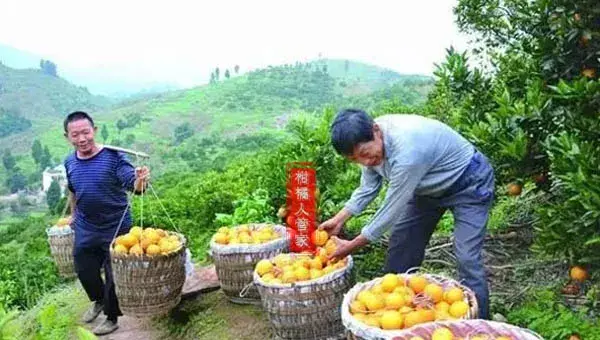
330, 109, 374, 156
64, 111, 94, 133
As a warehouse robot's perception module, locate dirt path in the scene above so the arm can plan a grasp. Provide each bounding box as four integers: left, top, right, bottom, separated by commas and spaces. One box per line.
84, 265, 271, 340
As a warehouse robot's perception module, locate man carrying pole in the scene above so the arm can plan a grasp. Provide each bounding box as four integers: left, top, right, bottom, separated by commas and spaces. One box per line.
63, 111, 150, 335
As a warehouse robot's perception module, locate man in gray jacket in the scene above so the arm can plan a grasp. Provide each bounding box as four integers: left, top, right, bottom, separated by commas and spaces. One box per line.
320, 109, 494, 318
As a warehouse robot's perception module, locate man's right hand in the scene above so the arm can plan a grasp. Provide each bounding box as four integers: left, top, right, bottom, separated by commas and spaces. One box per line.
318, 208, 352, 236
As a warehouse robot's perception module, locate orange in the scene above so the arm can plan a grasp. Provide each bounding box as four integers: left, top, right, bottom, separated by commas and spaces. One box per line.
424, 283, 444, 303
409, 276, 428, 294
444, 287, 464, 304
570, 266, 588, 282
449, 301, 469, 318
146, 244, 161, 256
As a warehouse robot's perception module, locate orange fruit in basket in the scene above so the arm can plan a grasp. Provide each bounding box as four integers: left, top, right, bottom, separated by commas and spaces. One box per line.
256, 260, 273, 276
381, 273, 400, 292
113, 244, 128, 254
350, 300, 367, 314
380, 310, 403, 330
130, 226, 143, 238
273, 254, 292, 268
424, 283, 444, 303
282, 270, 296, 283
295, 267, 310, 281
129, 244, 143, 256
449, 300, 469, 318
399, 306, 413, 314
144, 230, 161, 244
435, 301, 450, 313
309, 269, 323, 280
364, 293, 385, 311
214, 232, 229, 244
403, 311, 422, 328
121, 234, 139, 248
364, 315, 380, 327
168, 235, 179, 243
444, 287, 464, 304
156, 229, 167, 237
146, 244, 161, 256
432, 327, 454, 340
140, 238, 153, 250
309, 258, 323, 270
408, 276, 428, 294
418, 309, 436, 322
385, 293, 405, 309
371, 284, 384, 295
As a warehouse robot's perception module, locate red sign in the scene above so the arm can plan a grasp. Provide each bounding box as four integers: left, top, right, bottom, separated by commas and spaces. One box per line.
286, 162, 317, 253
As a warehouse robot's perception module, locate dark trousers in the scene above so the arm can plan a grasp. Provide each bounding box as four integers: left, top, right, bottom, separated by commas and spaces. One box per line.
74, 245, 122, 322
385, 151, 494, 319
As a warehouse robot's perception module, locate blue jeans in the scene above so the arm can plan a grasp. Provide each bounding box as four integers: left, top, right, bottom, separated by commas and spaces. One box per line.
385, 150, 494, 319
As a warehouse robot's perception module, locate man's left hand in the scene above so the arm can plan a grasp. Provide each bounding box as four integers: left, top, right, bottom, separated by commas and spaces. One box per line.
328, 235, 369, 261
135, 166, 150, 192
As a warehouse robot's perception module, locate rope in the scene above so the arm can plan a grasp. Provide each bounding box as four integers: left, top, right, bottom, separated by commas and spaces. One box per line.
148, 182, 181, 233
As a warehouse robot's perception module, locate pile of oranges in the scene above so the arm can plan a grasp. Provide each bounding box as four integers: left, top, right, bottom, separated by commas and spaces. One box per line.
112, 226, 182, 256
212, 224, 282, 245
255, 237, 348, 285
348, 274, 471, 330
411, 327, 513, 340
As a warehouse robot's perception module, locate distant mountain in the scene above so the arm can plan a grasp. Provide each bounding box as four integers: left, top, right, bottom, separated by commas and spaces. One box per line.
0, 44, 180, 97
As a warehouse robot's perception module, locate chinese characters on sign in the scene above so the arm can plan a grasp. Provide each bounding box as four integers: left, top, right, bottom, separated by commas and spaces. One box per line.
286, 163, 317, 253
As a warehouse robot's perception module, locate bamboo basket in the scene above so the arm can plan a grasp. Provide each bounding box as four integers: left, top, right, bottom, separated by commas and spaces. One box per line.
385, 320, 543, 339
342, 273, 479, 340
254, 255, 355, 340
209, 223, 289, 304
46, 227, 76, 279
110, 232, 187, 317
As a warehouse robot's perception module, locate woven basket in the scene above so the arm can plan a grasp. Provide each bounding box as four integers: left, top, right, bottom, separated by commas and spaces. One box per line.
46, 227, 76, 279
110, 232, 187, 317
254, 255, 355, 340
209, 223, 289, 304
342, 273, 478, 340
388, 320, 544, 339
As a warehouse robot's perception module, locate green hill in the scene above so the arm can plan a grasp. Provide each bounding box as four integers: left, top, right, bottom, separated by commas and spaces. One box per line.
0, 59, 432, 194
36, 59, 431, 173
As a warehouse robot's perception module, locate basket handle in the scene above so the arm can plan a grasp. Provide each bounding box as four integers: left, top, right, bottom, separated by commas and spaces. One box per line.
239, 282, 254, 298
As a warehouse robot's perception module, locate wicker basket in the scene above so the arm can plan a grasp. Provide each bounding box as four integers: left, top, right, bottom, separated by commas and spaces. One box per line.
342, 273, 479, 340
46, 227, 76, 279
110, 232, 187, 317
389, 320, 543, 340
209, 223, 289, 304
254, 255, 355, 340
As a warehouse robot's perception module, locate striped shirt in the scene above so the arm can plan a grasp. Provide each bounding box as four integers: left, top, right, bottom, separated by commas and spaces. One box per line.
344, 114, 475, 242
64, 148, 136, 248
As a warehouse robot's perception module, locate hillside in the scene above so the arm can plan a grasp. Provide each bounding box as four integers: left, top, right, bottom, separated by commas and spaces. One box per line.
0, 63, 110, 138
32, 59, 432, 178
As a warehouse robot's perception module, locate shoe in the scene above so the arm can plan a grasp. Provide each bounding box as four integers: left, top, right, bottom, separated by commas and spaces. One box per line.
93, 319, 119, 336
81, 302, 103, 323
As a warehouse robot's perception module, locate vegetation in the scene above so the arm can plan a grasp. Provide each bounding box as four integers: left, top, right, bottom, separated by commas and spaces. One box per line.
0, 1, 599, 336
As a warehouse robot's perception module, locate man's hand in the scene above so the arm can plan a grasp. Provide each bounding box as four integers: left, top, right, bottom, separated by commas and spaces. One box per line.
318, 208, 352, 236
318, 217, 344, 236
328, 235, 370, 261
134, 166, 150, 193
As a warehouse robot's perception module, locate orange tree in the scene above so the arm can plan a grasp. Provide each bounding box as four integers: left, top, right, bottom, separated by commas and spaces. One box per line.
426, 0, 600, 264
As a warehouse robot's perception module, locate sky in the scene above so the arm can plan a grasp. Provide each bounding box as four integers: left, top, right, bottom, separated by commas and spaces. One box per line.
0, 0, 470, 91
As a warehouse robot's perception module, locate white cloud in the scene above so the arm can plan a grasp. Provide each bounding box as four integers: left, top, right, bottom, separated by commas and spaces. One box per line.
0, 0, 469, 88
